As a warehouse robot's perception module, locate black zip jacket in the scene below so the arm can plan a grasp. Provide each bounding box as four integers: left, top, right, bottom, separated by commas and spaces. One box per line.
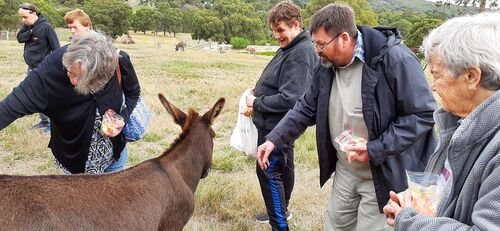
267, 26, 438, 211
17, 14, 60, 69
0, 46, 140, 173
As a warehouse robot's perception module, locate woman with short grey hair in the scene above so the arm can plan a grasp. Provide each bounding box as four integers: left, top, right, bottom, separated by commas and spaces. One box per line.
421, 13, 500, 91
63, 31, 119, 95
384, 12, 500, 230
0, 31, 141, 174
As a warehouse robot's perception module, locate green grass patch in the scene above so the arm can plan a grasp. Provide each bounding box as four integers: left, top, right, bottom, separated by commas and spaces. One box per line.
141, 132, 163, 142
256, 51, 276, 56
161, 61, 203, 79
208, 62, 245, 70
294, 127, 318, 167
211, 146, 254, 172
160, 60, 247, 79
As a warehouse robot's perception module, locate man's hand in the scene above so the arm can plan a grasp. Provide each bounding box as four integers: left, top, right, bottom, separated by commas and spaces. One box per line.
256, 141, 276, 169
345, 144, 369, 163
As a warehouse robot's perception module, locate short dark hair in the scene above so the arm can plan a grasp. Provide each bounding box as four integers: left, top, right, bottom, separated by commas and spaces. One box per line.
19, 3, 38, 14
267, 0, 303, 28
309, 3, 357, 38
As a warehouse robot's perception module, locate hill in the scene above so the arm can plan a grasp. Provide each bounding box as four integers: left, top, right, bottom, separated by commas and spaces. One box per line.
370, 0, 476, 16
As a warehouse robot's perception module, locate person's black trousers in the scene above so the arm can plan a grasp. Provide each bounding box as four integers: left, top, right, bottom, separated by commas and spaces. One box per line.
256, 128, 295, 231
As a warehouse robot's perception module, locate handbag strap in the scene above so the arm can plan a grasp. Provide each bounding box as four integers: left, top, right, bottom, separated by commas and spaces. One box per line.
116, 49, 122, 89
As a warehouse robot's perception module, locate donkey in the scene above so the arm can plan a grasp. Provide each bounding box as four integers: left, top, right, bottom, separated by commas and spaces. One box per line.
0, 94, 225, 231
175, 40, 186, 51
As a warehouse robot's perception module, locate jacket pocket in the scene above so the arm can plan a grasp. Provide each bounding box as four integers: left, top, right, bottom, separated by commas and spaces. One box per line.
352, 107, 363, 114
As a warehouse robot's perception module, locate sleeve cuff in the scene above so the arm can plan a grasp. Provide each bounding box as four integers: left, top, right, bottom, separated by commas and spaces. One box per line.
265, 130, 286, 147
367, 139, 386, 165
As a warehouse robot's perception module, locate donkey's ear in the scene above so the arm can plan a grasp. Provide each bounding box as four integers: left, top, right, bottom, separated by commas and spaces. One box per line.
158, 94, 187, 127
202, 98, 225, 125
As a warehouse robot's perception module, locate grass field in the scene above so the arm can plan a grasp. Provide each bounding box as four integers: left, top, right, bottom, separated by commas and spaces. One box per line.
0, 30, 331, 230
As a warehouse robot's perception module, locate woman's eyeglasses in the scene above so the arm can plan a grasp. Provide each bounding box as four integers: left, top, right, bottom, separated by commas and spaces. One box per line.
63, 66, 81, 79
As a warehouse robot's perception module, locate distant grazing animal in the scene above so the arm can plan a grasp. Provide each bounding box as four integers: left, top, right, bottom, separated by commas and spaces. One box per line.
218, 46, 225, 54
154, 40, 162, 48
0, 94, 225, 231
121, 33, 135, 44
245, 46, 256, 55
175, 41, 186, 51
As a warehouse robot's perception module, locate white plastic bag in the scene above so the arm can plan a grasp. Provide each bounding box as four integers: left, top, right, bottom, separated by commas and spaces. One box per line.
230, 89, 258, 157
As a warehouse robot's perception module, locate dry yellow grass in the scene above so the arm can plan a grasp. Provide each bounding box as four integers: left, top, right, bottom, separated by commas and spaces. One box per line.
0, 30, 331, 230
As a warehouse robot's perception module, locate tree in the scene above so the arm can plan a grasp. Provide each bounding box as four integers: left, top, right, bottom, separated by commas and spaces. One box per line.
60, 0, 81, 9
378, 11, 422, 39
84, 0, 133, 38
212, 0, 266, 43
153, 2, 183, 36
303, 0, 378, 28
181, 7, 198, 33
454, 0, 497, 11
405, 18, 442, 49
0, 0, 20, 31
167, 8, 184, 37
31, 0, 64, 27
389, 19, 412, 39
337, 0, 377, 26
132, 8, 154, 34
221, 13, 265, 43
191, 9, 224, 43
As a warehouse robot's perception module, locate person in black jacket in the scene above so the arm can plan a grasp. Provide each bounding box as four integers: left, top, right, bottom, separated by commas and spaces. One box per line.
244, 1, 318, 230
62, 9, 140, 172
256, 3, 437, 231
0, 31, 140, 174
17, 3, 60, 133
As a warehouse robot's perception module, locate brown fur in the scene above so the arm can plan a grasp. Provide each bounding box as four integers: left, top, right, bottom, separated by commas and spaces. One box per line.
121, 34, 135, 44
245, 46, 256, 55
0, 94, 225, 231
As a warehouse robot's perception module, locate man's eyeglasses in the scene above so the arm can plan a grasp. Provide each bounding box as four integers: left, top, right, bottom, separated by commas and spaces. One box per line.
313, 32, 343, 53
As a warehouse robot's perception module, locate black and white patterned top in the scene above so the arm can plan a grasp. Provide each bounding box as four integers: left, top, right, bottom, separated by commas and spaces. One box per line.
56, 109, 114, 174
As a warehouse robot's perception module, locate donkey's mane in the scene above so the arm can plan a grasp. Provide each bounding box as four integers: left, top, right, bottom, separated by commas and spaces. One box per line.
161, 108, 199, 157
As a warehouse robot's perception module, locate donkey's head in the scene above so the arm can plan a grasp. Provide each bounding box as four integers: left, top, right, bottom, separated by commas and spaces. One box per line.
158, 94, 225, 179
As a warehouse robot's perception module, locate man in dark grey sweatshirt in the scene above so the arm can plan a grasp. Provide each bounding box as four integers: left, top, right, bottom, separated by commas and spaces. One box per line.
17, 3, 60, 133
245, 1, 318, 230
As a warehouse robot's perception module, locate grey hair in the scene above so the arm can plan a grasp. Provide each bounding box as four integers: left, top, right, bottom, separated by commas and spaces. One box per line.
309, 3, 357, 39
62, 31, 118, 95
421, 12, 500, 91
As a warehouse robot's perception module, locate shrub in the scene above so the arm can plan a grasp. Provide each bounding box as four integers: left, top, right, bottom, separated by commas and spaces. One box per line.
230, 37, 250, 50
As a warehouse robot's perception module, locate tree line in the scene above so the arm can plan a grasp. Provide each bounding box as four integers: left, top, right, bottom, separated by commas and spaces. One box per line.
0, 0, 495, 49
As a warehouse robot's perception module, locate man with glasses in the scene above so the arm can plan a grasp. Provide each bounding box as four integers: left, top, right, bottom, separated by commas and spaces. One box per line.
256, 3, 437, 230
17, 3, 60, 133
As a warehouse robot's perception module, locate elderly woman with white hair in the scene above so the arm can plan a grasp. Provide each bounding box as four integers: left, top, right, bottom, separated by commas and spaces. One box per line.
383, 12, 500, 230
0, 31, 140, 174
